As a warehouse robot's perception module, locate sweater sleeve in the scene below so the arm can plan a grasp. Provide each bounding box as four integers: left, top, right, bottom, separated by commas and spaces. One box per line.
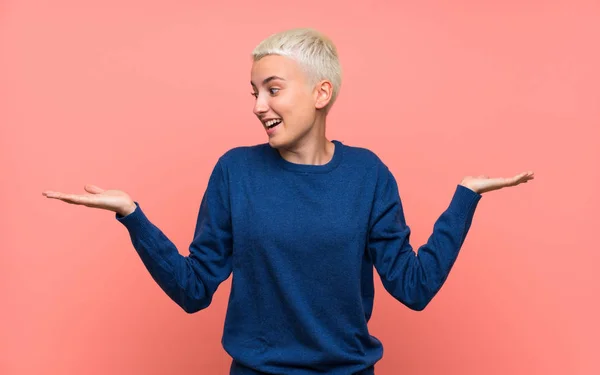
367, 164, 481, 311
115, 159, 233, 313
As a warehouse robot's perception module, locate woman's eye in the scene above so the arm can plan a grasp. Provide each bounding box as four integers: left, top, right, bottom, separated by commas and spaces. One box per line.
250, 88, 278, 98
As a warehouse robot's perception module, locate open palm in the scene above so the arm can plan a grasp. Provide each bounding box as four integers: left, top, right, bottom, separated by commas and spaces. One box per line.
42, 185, 136, 216
460, 171, 535, 194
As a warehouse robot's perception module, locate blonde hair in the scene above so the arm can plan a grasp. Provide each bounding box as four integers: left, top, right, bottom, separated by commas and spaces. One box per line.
252, 28, 342, 114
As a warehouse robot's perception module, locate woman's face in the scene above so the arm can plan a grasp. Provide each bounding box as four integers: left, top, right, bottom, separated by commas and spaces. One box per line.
250, 55, 323, 149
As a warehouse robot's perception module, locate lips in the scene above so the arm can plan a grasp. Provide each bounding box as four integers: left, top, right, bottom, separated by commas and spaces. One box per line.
264, 118, 282, 128
265, 120, 281, 135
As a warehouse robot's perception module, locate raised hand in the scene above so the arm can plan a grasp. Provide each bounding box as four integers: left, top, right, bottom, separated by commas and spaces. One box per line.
459, 171, 535, 195
42, 185, 137, 217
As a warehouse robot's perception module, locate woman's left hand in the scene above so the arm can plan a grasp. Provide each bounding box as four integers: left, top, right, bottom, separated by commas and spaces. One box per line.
460, 171, 535, 194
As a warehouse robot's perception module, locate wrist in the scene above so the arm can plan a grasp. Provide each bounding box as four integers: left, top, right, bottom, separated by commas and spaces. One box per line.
459, 183, 479, 194
118, 201, 137, 217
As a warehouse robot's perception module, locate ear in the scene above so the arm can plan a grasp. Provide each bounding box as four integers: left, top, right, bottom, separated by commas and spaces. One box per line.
313, 80, 333, 110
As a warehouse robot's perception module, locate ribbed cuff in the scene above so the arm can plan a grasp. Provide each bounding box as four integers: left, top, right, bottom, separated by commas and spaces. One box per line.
115, 201, 150, 234
448, 185, 482, 218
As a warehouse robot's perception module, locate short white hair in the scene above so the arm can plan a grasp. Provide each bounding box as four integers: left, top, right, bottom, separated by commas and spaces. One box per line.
252, 28, 342, 114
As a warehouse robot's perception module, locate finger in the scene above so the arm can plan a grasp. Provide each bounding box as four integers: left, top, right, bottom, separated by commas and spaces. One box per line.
512, 172, 534, 185
520, 171, 535, 180
45, 192, 94, 205
42, 190, 61, 198
483, 177, 510, 188
84, 185, 105, 194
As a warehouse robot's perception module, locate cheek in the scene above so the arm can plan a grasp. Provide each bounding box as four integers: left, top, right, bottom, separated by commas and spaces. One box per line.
288, 91, 314, 114
278, 90, 315, 125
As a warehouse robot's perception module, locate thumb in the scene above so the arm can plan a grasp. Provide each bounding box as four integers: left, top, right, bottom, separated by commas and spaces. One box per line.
84, 184, 105, 194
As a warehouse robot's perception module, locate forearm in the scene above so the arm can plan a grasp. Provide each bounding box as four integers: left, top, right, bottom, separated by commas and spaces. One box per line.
116, 202, 214, 313
372, 185, 481, 310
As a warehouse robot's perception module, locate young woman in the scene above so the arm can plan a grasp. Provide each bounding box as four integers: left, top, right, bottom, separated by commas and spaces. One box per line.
43, 28, 534, 375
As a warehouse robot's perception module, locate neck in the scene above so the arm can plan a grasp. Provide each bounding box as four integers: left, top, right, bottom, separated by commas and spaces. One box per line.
277, 116, 334, 166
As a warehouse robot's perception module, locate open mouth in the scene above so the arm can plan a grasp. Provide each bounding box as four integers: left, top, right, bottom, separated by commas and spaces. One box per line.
265, 119, 282, 129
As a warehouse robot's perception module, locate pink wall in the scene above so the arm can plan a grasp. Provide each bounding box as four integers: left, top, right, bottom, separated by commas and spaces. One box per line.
2, 1, 598, 374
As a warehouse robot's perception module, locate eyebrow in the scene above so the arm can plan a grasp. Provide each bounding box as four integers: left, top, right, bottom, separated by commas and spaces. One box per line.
250, 75, 286, 87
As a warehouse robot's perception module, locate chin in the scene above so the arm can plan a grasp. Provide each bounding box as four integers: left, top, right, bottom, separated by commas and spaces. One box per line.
268, 137, 285, 148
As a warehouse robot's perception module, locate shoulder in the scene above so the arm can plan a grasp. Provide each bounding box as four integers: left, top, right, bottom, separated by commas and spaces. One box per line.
341, 142, 400, 195
340, 141, 389, 173
216, 142, 270, 166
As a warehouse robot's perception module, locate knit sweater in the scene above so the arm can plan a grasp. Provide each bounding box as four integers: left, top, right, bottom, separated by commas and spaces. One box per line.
116, 140, 482, 374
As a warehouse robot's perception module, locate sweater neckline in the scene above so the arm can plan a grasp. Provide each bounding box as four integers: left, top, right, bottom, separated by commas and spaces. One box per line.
270, 140, 344, 174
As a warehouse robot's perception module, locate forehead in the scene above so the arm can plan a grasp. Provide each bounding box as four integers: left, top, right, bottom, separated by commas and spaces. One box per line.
250, 55, 306, 85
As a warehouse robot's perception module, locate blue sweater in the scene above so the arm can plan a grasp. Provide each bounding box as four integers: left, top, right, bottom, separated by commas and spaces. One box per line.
116, 140, 481, 374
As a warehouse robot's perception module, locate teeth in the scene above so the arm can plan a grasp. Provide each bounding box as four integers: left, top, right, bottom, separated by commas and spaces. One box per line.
265, 119, 282, 127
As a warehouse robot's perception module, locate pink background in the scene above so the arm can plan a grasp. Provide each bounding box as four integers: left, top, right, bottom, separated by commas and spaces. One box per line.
2, 1, 598, 374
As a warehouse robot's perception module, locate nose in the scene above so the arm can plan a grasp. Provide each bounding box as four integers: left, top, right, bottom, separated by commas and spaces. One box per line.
253, 93, 269, 116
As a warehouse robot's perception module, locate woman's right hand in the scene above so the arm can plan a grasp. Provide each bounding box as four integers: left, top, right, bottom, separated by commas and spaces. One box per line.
42, 185, 137, 217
